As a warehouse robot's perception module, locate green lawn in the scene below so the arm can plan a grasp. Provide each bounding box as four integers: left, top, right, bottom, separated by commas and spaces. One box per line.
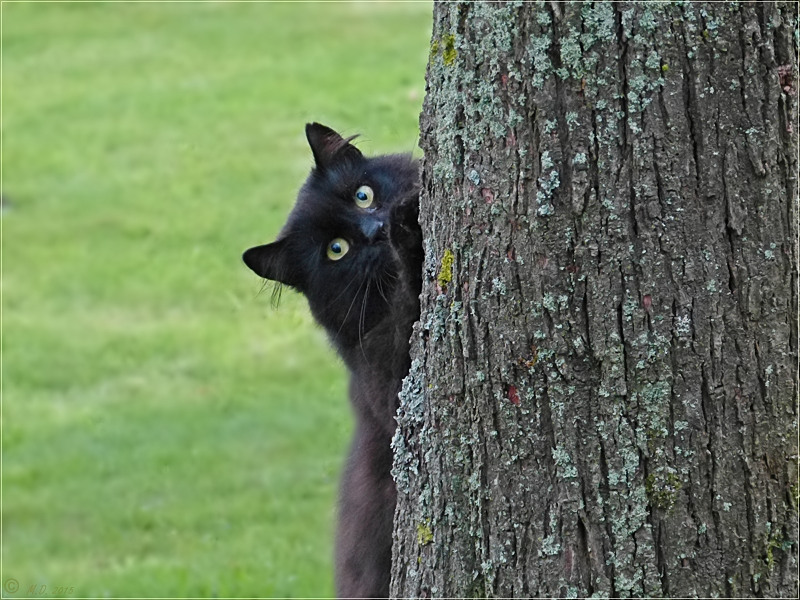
2, 2, 430, 597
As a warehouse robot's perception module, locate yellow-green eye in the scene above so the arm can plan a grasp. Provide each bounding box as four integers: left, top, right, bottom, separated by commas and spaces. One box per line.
354, 185, 374, 208
326, 237, 350, 261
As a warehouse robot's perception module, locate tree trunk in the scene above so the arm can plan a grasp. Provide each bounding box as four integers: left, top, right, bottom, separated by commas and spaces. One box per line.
391, 2, 798, 597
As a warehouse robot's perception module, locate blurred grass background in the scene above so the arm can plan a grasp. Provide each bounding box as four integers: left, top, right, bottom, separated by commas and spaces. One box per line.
2, 2, 431, 597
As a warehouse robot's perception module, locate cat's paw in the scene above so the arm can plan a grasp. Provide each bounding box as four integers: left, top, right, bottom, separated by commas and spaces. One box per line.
390, 208, 420, 251
389, 199, 422, 276
391, 196, 420, 235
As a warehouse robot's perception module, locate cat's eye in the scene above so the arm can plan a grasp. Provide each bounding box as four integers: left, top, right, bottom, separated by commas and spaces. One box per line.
326, 238, 350, 261
354, 185, 375, 209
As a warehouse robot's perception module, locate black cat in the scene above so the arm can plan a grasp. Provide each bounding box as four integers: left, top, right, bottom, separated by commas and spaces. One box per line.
243, 123, 422, 599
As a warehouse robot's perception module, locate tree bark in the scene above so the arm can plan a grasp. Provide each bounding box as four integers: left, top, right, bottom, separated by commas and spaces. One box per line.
391, 2, 798, 597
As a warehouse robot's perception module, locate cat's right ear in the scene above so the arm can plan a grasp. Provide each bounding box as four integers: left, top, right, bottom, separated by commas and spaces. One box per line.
243, 240, 302, 288
305, 122, 362, 170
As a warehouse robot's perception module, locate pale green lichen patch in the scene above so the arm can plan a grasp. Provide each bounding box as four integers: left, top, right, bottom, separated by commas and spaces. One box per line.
539, 511, 562, 557
552, 445, 578, 479
391, 356, 426, 494
536, 150, 561, 216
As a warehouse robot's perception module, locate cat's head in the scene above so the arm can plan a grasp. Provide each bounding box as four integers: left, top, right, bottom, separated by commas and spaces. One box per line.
243, 123, 419, 348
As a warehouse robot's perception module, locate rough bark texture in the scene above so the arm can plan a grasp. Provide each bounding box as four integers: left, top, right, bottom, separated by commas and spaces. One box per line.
391, 2, 798, 598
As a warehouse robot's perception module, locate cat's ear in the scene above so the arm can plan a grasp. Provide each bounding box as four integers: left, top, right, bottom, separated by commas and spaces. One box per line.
305, 122, 362, 170
243, 239, 302, 288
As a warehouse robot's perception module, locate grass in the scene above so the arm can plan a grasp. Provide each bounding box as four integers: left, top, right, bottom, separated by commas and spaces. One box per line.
1, 2, 431, 597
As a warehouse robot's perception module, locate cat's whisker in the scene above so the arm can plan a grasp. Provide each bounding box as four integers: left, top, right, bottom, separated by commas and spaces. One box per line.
335, 276, 367, 341
375, 278, 386, 304
270, 282, 284, 307
327, 272, 361, 308
381, 267, 399, 283
255, 279, 270, 298
375, 274, 391, 305
358, 280, 371, 363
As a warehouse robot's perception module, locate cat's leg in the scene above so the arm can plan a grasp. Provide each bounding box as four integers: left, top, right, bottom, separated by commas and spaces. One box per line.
335, 423, 396, 599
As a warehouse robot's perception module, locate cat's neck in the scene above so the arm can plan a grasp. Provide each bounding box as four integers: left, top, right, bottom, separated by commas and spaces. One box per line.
334, 314, 413, 383
336, 314, 413, 438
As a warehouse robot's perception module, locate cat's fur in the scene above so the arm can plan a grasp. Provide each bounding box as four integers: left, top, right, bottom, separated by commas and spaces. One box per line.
243, 123, 421, 599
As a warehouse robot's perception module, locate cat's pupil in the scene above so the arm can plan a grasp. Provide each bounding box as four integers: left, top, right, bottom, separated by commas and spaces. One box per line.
356, 191, 367, 201
331, 242, 342, 253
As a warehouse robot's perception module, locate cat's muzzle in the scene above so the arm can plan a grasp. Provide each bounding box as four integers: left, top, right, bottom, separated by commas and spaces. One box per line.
359, 216, 388, 243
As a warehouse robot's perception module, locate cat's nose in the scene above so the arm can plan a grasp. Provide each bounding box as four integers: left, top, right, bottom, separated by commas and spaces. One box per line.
360, 218, 388, 242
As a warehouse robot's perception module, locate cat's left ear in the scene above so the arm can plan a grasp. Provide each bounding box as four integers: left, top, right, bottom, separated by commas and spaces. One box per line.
305, 122, 362, 170
243, 239, 302, 288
